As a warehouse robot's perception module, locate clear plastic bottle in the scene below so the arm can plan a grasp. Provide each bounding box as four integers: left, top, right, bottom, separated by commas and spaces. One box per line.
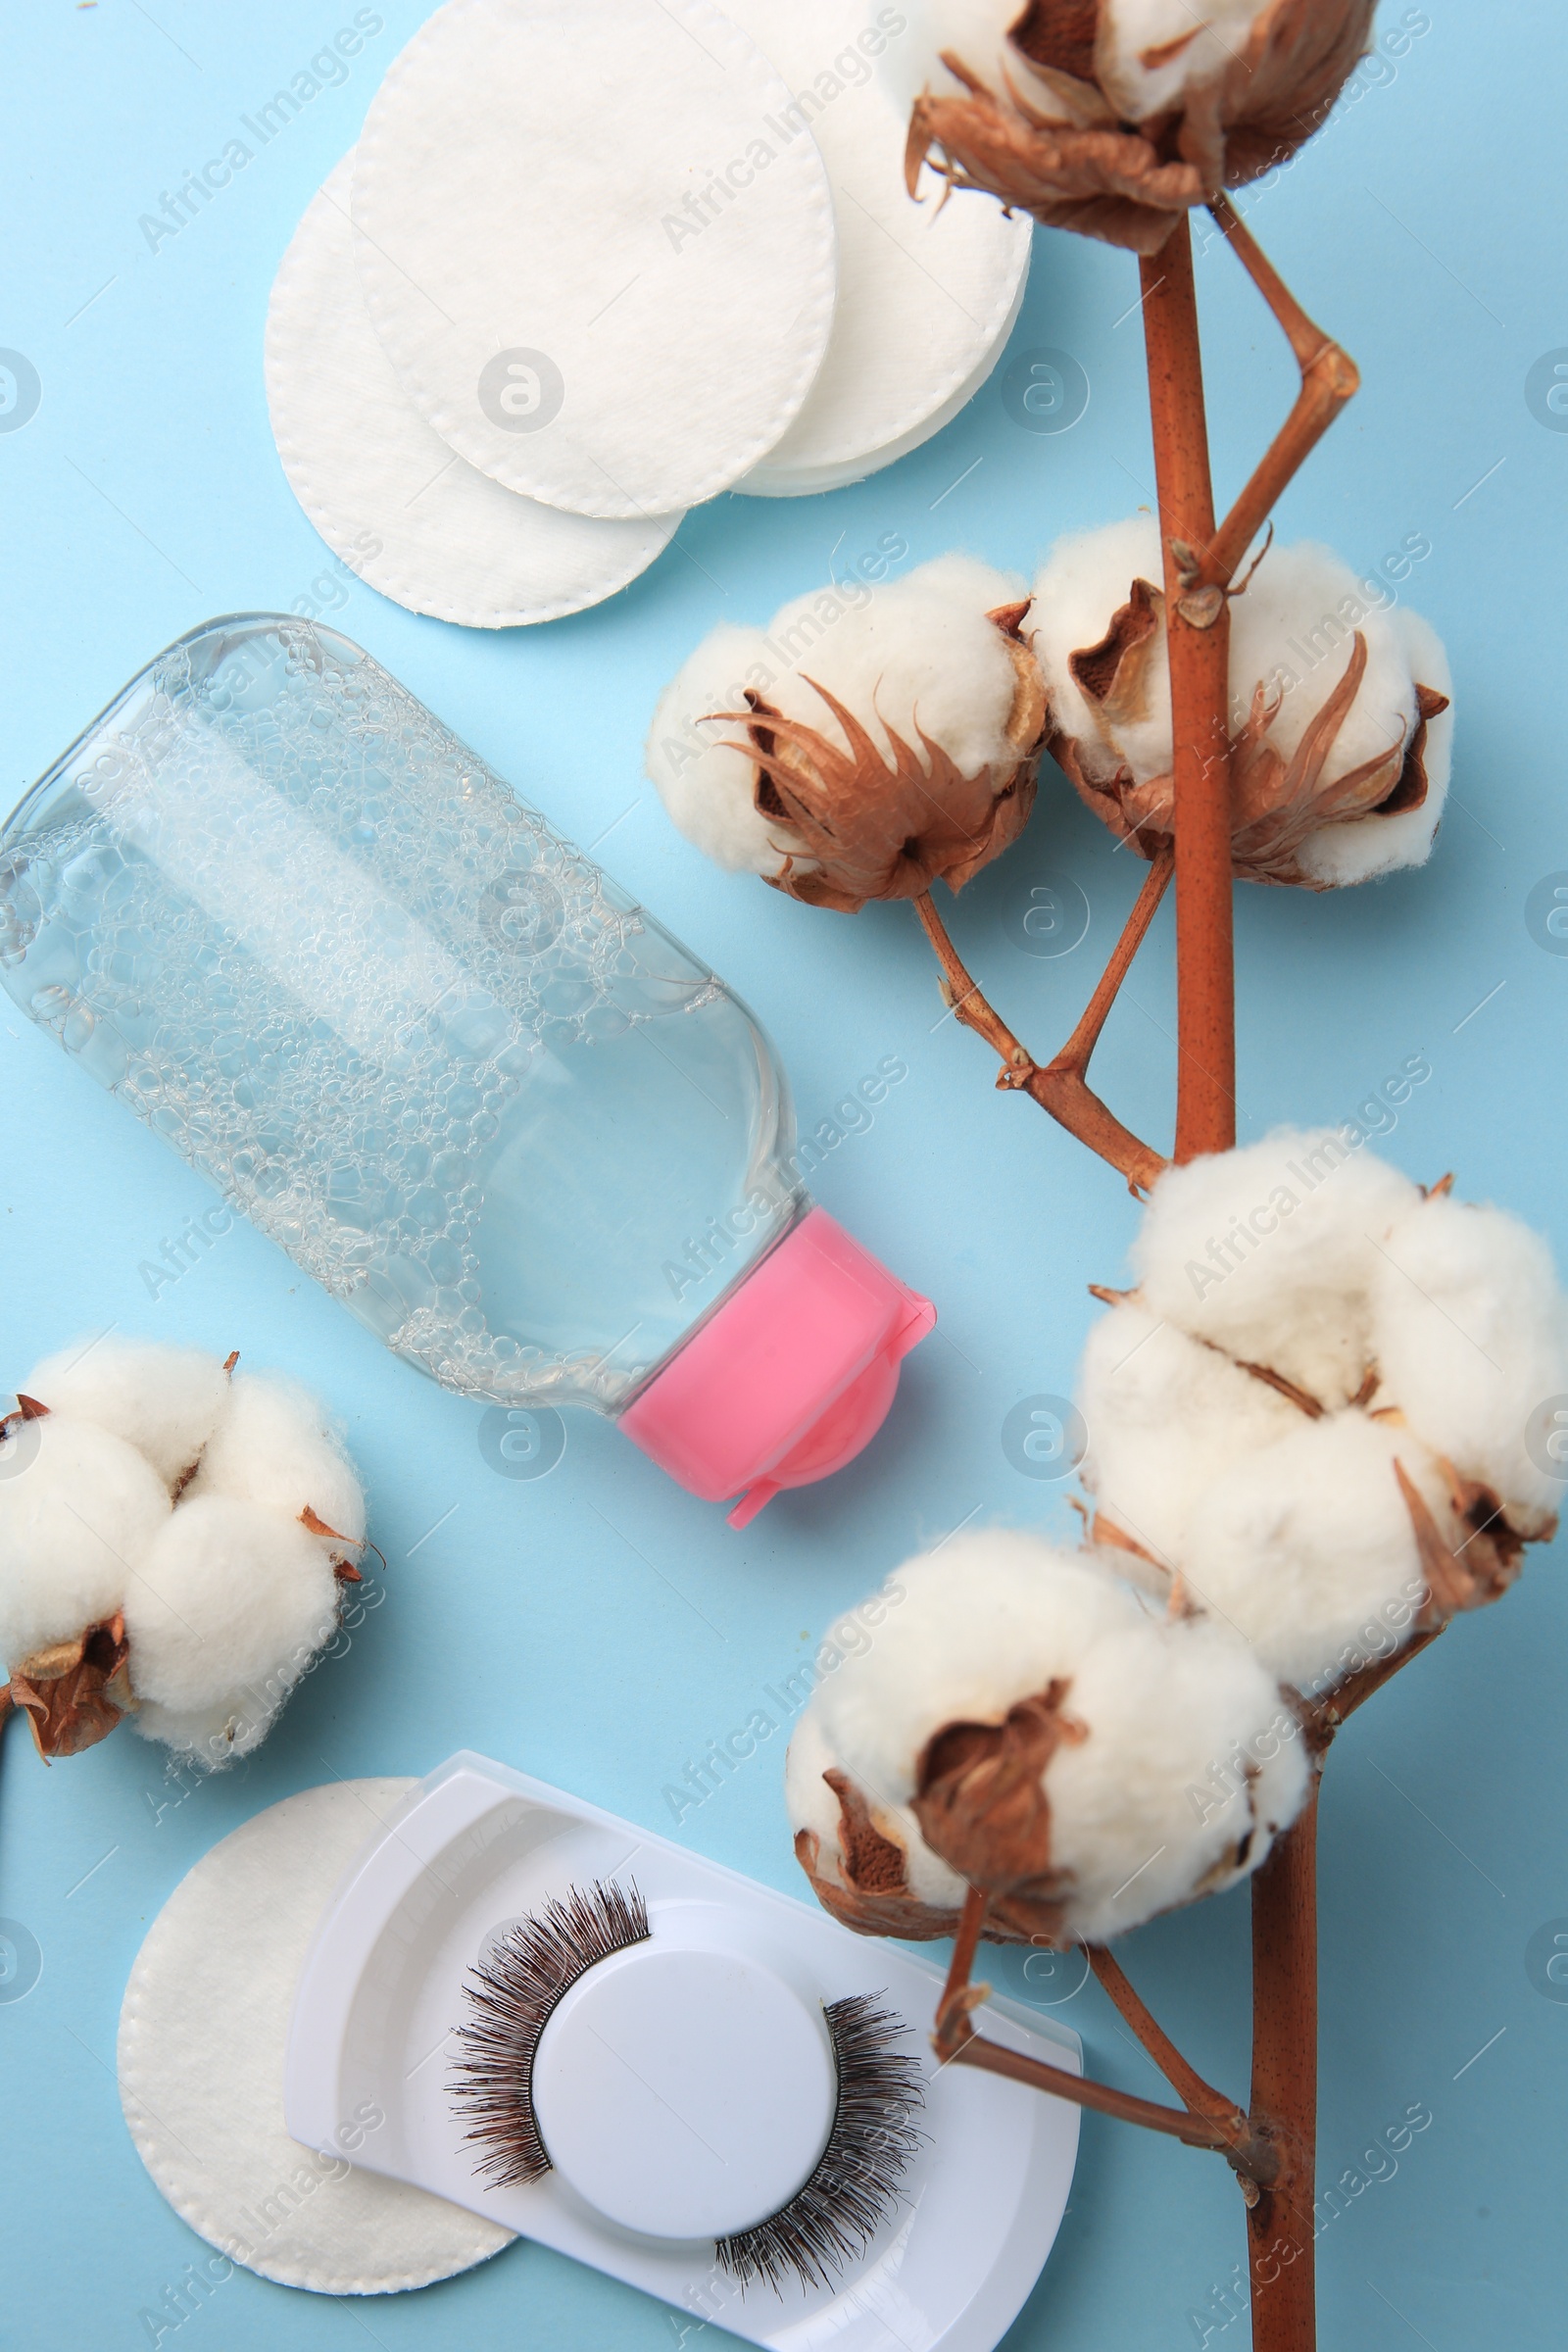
0, 617, 932, 1522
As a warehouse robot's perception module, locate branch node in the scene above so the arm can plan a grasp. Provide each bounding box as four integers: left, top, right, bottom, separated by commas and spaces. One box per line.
1177, 584, 1227, 628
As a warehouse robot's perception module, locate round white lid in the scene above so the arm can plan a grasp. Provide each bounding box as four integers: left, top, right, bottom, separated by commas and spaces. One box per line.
531, 1943, 836, 2240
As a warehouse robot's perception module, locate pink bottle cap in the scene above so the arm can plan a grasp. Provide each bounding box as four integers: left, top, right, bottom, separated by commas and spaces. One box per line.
617, 1208, 936, 1528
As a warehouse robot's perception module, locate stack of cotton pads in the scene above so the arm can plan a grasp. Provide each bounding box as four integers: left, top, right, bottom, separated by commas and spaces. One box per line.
265, 0, 1032, 629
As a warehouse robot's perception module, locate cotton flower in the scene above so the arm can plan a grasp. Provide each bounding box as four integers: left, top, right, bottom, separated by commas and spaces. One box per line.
645, 555, 1047, 912
1028, 519, 1451, 886
0, 1340, 368, 1764
788, 1531, 1308, 1945
896, 1, 1377, 254
1078, 1134, 1566, 1695
122, 1500, 340, 1761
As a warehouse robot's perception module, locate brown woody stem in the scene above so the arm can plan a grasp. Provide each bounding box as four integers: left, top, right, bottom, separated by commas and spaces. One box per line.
1247, 1788, 1320, 2350
947, 2027, 1277, 2177
913, 876, 1169, 1194
1140, 217, 1236, 1161
930, 1889, 1275, 2179
934, 1881, 992, 2053
1087, 1942, 1245, 2129
1205, 197, 1361, 588
1049, 847, 1173, 1074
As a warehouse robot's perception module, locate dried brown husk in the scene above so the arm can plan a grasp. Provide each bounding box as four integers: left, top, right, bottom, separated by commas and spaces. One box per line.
4, 1615, 135, 1761
907, 0, 1377, 254
911, 1681, 1086, 1943
1048, 580, 1449, 886
794, 1684, 1093, 1947
1394, 1459, 1547, 1622
793, 1769, 976, 1942
714, 605, 1047, 914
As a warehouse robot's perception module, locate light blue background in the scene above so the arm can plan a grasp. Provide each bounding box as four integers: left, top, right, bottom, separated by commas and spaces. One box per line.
1, 4, 1563, 2346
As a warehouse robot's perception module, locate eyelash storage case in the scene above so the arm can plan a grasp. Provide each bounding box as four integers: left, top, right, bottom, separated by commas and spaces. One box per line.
284, 1752, 1082, 2349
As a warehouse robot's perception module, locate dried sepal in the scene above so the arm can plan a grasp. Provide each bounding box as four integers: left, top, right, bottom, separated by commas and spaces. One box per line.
300, 1502, 365, 1581
908, 0, 1377, 252
907, 72, 1205, 257
6, 1613, 135, 1761
716, 606, 1046, 913
1395, 1460, 1541, 1623
1049, 590, 1449, 887
910, 1681, 1087, 1943
793, 1771, 976, 1943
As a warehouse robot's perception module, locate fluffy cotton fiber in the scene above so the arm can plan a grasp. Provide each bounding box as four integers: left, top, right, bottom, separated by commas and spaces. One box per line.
1077, 1303, 1302, 1573
1131, 1127, 1423, 1410
646, 554, 1029, 878
1, 1339, 368, 1765
0, 1417, 172, 1663
791, 1532, 1307, 1944
1078, 1136, 1568, 1693
123, 1500, 340, 1755
22, 1338, 232, 1490
1028, 521, 1453, 887
189, 1372, 367, 1556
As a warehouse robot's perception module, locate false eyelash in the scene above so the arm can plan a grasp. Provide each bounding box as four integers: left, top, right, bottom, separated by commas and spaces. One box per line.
450, 1877, 650, 2186
716, 1991, 925, 2297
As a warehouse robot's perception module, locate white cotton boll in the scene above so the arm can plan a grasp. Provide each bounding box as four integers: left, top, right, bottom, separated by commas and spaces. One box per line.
1098, 0, 1269, 122
22, 1338, 233, 1491
122, 1496, 339, 1719
644, 624, 797, 877
648, 557, 1030, 884
814, 1533, 1147, 1802
1295, 605, 1452, 888
131, 1690, 284, 1766
805, 1533, 1306, 1940
1134, 1129, 1423, 1408
1027, 515, 1170, 784
188, 1373, 366, 1552
1371, 1195, 1568, 1522
1078, 1302, 1301, 1570
1044, 1612, 1308, 1940
1181, 1410, 1444, 1693
0, 1415, 172, 1664
760, 557, 1027, 779
785, 1707, 967, 1911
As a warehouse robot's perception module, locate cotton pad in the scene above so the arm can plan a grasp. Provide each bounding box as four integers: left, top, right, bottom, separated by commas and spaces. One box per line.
744, 262, 1028, 498
118, 1779, 515, 2293
723, 0, 1031, 495
267, 156, 678, 628
352, 0, 837, 519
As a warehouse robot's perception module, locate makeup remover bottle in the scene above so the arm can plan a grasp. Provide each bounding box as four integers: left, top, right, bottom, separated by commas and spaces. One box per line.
0, 618, 932, 1523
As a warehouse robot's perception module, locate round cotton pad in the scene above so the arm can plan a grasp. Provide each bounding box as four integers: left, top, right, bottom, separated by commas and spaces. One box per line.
725, 0, 1031, 494
744, 266, 1028, 497
118, 1779, 515, 2294
266, 156, 676, 628
352, 0, 838, 520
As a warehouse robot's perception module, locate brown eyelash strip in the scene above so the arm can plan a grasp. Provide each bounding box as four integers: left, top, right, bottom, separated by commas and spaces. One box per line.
449, 1878, 651, 2186
715, 1991, 925, 2296
449, 1882, 923, 2299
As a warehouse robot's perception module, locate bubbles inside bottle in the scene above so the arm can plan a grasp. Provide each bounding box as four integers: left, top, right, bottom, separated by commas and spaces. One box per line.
0, 620, 805, 1408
